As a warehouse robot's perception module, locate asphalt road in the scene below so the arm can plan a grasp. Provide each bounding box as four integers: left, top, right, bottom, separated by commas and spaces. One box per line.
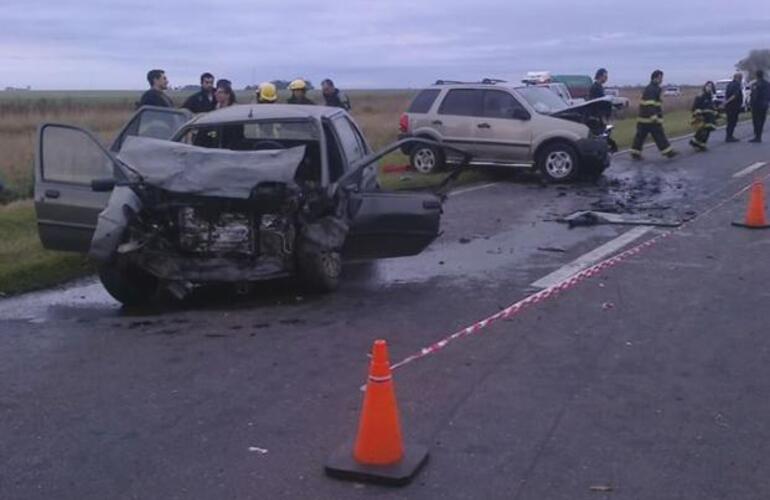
1, 121, 769, 499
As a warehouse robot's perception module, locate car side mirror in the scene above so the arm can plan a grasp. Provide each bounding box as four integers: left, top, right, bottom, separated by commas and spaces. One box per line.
512, 109, 530, 121
91, 178, 116, 192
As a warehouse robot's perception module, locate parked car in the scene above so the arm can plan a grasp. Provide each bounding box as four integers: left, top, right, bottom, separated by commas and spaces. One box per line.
663, 85, 682, 97
35, 105, 464, 305
399, 81, 613, 181
714, 78, 752, 111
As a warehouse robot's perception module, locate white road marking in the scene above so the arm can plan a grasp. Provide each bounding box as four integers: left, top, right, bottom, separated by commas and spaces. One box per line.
530, 226, 654, 289
449, 182, 499, 197
732, 162, 767, 178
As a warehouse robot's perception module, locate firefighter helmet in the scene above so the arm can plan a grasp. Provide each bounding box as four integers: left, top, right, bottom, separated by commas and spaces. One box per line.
288, 79, 307, 91
258, 82, 278, 102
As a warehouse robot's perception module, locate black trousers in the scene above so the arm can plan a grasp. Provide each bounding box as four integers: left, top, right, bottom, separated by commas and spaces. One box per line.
725, 107, 740, 139
752, 106, 768, 139
632, 123, 672, 154
692, 125, 713, 147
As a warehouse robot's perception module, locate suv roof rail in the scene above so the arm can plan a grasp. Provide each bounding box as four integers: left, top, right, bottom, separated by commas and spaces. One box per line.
433, 78, 508, 86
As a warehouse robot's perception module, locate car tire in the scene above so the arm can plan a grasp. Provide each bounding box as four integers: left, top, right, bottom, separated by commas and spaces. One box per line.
537, 142, 579, 183
409, 143, 445, 174
297, 249, 341, 293
98, 263, 158, 306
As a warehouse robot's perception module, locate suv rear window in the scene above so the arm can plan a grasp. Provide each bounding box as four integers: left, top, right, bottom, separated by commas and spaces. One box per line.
408, 89, 440, 113
438, 89, 483, 117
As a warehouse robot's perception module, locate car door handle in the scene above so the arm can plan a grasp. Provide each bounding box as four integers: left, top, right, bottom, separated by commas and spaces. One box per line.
44, 189, 60, 199
477, 123, 491, 129
432, 120, 443, 126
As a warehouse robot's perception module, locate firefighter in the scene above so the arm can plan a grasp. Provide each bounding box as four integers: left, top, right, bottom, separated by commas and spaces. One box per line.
630, 70, 678, 160
287, 79, 315, 105
724, 72, 743, 142
689, 81, 718, 151
257, 82, 278, 103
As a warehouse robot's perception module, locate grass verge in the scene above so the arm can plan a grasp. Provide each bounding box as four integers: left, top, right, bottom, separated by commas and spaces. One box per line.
0, 201, 93, 296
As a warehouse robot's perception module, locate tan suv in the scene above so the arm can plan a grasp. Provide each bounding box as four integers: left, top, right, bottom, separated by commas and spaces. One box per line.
398, 81, 614, 181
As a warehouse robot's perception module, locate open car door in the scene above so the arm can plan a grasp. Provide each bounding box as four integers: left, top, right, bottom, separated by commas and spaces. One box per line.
340, 139, 467, 260
110, 106, 191, 152
34, 124, 119, 252
35, 107, 190, 253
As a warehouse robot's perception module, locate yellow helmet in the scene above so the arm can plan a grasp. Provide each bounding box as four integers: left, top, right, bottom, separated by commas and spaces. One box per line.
288, 79, 307, 91
258, 82, 278, 102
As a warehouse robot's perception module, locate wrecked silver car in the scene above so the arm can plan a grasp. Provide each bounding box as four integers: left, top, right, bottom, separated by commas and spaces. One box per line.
34, 105, 467, 305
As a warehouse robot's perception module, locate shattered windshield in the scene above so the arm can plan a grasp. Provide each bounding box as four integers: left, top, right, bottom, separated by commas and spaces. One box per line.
515, 87, 569, 114
180, 119, 320, 150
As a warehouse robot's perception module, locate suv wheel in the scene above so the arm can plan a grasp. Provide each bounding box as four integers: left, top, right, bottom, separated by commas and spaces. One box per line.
538, 142, 579, 182
410, 144, 444, 174
298, 249, 342, 293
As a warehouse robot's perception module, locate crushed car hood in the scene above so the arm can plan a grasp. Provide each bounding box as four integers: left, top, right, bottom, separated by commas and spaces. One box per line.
551, 97, 613, 120
117, 136, 306, 199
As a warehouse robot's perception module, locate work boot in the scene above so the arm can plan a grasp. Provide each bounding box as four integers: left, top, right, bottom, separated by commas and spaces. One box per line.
749, 137, 762, 143
726, 136, 740, 143
689, 140, 707, 152
664, 149, 679, 158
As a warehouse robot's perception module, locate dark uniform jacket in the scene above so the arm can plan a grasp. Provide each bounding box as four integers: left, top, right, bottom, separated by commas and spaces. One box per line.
637, 82, 664, 124
137, 89, 174, 109
692, 93, 718, 126
751, 79, 770, 110
323, 89, 351, 110
588, 81, 605, 100
724, 80, 744, 111
182, 89, 216, 113
287, 95, 315, 105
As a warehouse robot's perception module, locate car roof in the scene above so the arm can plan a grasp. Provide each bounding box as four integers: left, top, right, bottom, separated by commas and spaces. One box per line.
428, 83, 528, 91
189, 104, 346, 126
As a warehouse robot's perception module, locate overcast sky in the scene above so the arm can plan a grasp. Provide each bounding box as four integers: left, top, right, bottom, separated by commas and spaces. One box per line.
1, 1, 769, 90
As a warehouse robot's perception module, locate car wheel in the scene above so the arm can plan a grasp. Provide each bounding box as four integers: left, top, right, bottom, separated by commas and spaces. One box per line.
298, 249, 341, 293
538, 142, 579, 182
410, 144, 445, 174
98, 263, 158, 306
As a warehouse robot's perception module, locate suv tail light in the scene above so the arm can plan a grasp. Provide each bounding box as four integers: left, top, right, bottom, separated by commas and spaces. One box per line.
399, 113, 409, 134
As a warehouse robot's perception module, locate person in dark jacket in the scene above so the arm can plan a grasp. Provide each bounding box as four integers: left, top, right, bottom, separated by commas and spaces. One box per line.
630, 70, 678, 160
321, 79, 351, 110
689, 81, 718, 151
749, 70, 770, 143
137, 69, 174, 108
588, 68, 608, 100
287, 79, 315, 105
182, 72, 216, 113
723, 72, 744, 142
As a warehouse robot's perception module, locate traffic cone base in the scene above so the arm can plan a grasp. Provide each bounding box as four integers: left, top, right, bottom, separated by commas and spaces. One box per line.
731, 221, 770, 229
325, 441, 429, 486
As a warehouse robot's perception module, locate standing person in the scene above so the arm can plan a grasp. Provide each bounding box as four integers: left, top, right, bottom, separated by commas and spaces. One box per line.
321, 79, 351, 110
588, 68, 608, 100
215, 79, 236, 108
287, 79, 315, 105
137, 69, 174, 108
256, 81, 278, 103
182, 72, 216, 113
749, 70, 770, 143
724, 72, 744, 142
630, 70, 678, 160
689, 81, 718, 151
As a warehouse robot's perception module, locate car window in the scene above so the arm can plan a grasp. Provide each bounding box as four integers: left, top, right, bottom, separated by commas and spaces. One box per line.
408, 89, 440, 113
516, 87, 569, 114
483, 90, 527, 119
42, 126, 114, 184
438, 89, 484, 117
332, 116, 366, 163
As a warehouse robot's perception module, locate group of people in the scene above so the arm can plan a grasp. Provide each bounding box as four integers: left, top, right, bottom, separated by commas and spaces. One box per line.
589, 67, 770, 160
136, 69, 352, 113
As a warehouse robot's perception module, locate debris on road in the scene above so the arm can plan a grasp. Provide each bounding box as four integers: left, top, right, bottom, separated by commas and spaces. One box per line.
459, 237, 472, 244
590, 484, 614, 492
560, 210, 682, 228
537, 246, 566, 253
602, 302, 615, 310
248, 446, 269, 454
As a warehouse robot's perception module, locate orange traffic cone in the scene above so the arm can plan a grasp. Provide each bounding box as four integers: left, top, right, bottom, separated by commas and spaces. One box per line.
325, 340, 428, 486
733, 180, 770, 229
